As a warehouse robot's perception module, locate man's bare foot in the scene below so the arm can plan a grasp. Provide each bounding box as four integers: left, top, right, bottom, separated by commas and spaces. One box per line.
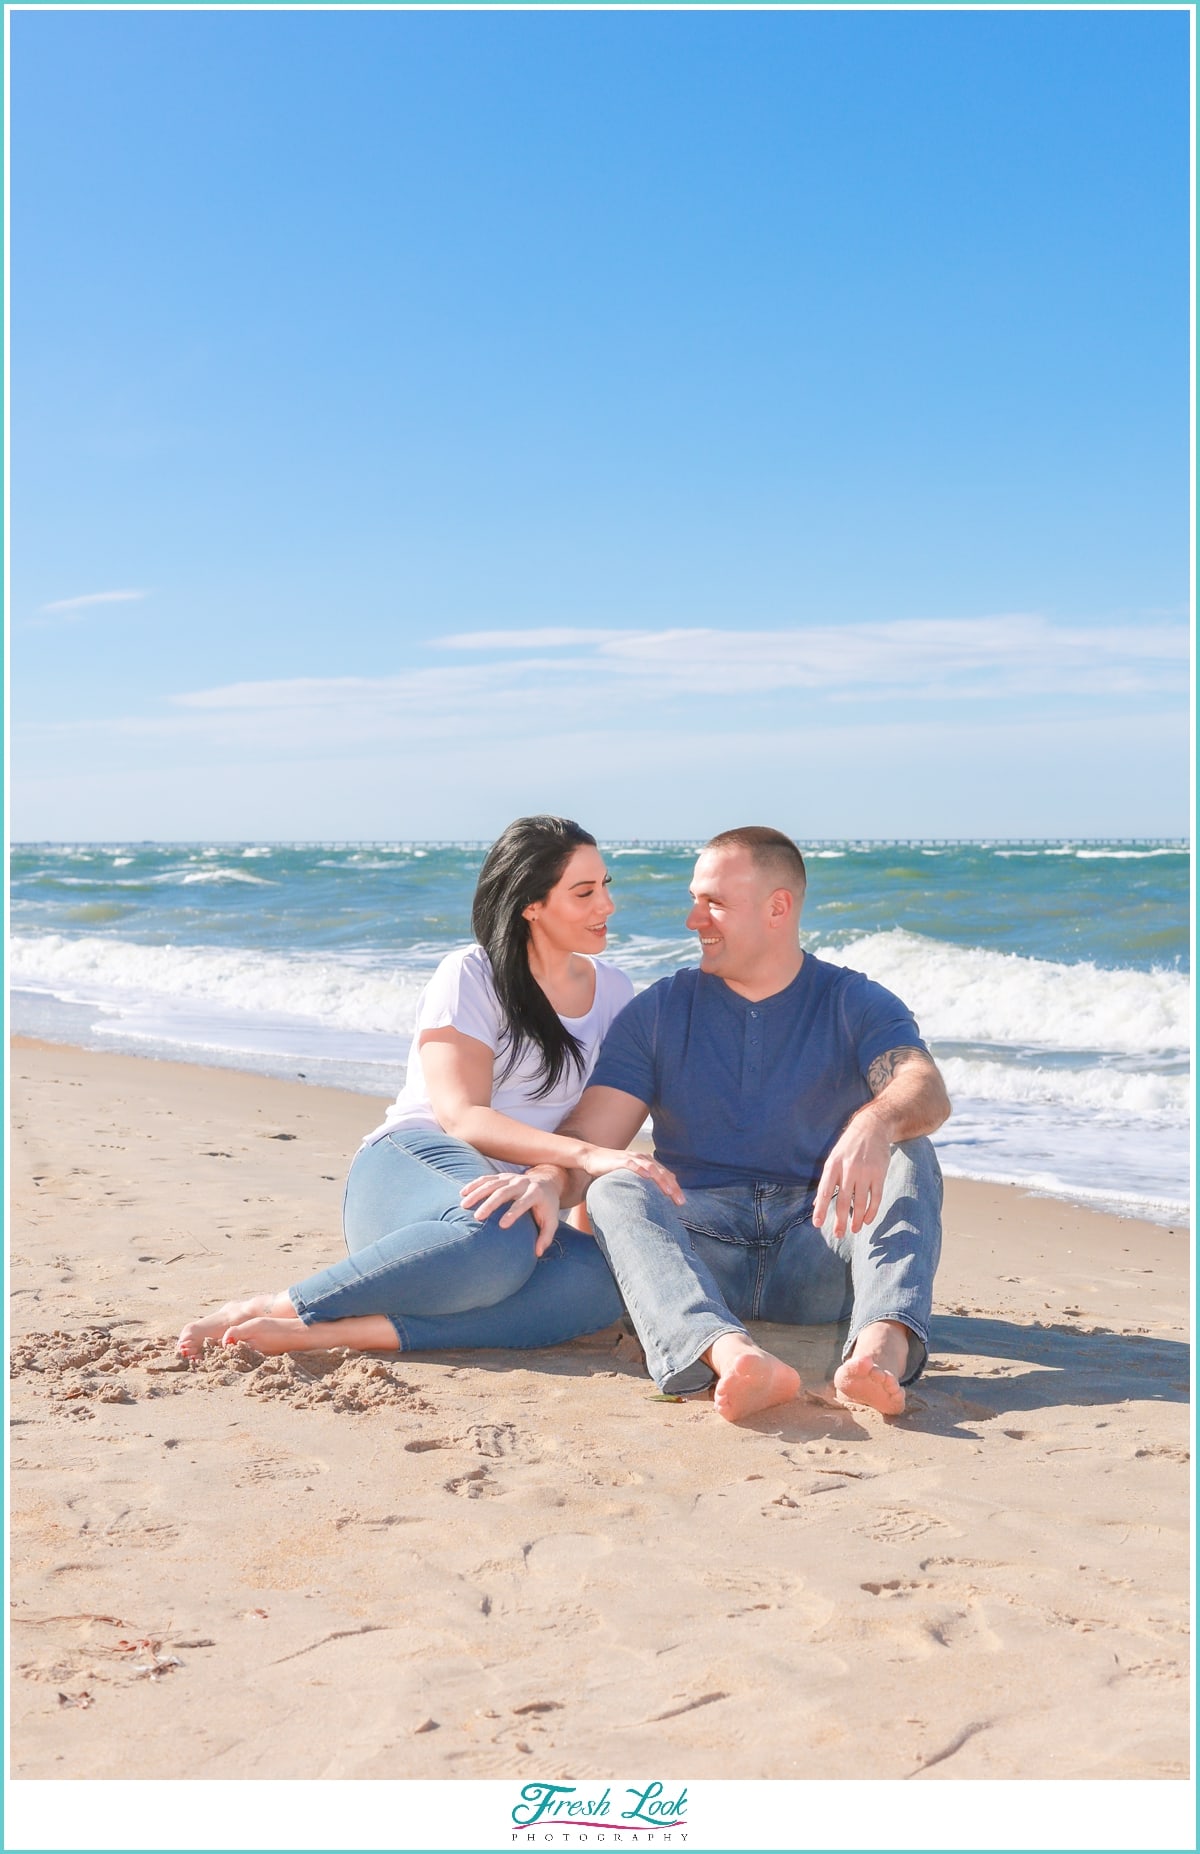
833, 1320, 910, 1415
177, 1294, 290, 1359
707, 1332, 800, 1423
221, 1312, 399, 1356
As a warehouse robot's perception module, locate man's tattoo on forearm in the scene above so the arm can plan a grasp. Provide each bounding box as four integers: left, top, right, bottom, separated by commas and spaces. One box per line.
866, 1047, 924, 1095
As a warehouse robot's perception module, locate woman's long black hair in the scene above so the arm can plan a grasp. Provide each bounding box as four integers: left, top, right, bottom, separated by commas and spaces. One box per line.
471, 816, 598, 1098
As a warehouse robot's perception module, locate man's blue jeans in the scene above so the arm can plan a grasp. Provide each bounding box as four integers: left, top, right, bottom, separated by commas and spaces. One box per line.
585, 1138, 943, 1394
288, 1128, 624, 1350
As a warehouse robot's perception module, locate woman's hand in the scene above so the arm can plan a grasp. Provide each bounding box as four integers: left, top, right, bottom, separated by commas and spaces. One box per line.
459, 1167, 564, 1256
577, 1145, 686, 1205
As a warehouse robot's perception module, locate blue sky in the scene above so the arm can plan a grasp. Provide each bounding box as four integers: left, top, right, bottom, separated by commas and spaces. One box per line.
11, 6, 1191, 841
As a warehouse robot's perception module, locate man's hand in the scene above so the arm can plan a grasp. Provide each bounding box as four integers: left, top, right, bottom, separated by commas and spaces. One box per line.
459, 1166, 565, 1256
813, 1107, 892, 1239
814, 1046, 950, 1240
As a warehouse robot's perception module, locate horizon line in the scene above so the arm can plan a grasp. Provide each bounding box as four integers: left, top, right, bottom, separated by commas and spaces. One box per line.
10, 836, 1192, 850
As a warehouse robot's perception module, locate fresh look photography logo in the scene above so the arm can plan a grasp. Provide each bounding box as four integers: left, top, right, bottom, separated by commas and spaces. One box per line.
511, 1782, 688, 1842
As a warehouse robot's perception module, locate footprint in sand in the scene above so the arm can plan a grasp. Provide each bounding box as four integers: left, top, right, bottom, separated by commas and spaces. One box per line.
64, 1490, 180, 1550
466, 1422, 522, 1458
856, 1509, 956, 1544
522, 1533, 611, 1573
445, 1467, 498, 1499
920, 1554, 1006, 1572
234, 1454, 327, 1487
409, 1423, 549, 1462
334, 1511, 424, 1531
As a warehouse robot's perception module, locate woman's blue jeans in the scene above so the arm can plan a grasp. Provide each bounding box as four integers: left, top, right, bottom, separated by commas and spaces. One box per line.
288, 1127, 624, 1351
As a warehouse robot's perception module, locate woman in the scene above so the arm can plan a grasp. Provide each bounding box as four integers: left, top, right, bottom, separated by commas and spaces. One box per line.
178, 816, 680, 1361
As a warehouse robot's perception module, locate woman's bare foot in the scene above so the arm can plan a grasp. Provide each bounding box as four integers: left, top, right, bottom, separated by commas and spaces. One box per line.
833, 1320, 910, 1415
221, 1313, 400, 1356
177, 1294, 290, 1359
220, 1315, 317, 1355
706, 1332, 800, 1423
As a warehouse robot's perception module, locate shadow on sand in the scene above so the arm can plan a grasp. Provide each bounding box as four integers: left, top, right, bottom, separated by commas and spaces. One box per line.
407, 1310, 1189, 1444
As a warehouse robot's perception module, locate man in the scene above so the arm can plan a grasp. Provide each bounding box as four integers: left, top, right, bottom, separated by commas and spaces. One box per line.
467, 827, 950, 1424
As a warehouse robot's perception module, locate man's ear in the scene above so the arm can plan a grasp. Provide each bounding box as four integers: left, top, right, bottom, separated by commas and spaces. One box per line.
767, 887, 795, 928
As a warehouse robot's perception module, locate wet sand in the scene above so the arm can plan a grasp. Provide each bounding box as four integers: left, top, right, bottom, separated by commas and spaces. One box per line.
8, 1037, 1191, 1783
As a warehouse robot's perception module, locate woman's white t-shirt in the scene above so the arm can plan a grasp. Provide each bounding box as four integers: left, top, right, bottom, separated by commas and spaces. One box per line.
364, 944, 636, 1166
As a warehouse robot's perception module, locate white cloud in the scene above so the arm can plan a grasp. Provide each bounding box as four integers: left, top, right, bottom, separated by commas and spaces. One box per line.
436, 616, 1189, 698
14, 615, 1188, 781
438, 628, 633, 651
33, 589, 149, 623
158, 615, 1187, 739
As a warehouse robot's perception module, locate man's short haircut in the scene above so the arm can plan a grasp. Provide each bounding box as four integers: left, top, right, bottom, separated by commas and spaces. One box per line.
704, 826, 807, 897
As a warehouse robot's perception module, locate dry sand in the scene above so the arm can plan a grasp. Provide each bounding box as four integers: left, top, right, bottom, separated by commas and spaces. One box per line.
7, 1038, 1192, 1782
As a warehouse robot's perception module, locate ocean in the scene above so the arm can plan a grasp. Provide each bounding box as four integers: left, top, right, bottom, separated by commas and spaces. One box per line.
8, 839, 1191, 1227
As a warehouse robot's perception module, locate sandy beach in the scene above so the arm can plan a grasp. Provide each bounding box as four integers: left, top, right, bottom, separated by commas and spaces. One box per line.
8, 1036, 1191, 1784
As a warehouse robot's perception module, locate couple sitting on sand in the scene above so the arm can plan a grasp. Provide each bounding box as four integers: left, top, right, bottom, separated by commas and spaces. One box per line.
180, 816, 950, 1423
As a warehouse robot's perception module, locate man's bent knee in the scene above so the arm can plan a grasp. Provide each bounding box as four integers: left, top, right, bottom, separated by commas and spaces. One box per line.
892, 1135, 943, 1189
586, 1168, 659, 1217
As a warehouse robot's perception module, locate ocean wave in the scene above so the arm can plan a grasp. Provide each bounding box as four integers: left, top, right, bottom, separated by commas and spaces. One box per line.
178, 869, 277, 886
10, 925, 1192, 1085
933, 1162, 1189, 1226
821, 930, 1190, 1056
939, 1054, 1187, 1122
316, 858, 408, 871
9, 934, 429, 1037
1075, 848, 1187, 860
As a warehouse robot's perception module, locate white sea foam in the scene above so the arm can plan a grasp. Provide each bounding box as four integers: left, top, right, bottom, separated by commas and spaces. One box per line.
9, 933, 429, 1038
9, 925, 1191, 1223
931, 1097, 1191, 1226
178, 868, 276, 886
819, 929, 1190, 1056
938, 1055, 1188, 1122
15, 923, 1188, 1071
316, 858, 406, 871
1075, 847, 1186, 860
933, 1161, 1190, 1227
